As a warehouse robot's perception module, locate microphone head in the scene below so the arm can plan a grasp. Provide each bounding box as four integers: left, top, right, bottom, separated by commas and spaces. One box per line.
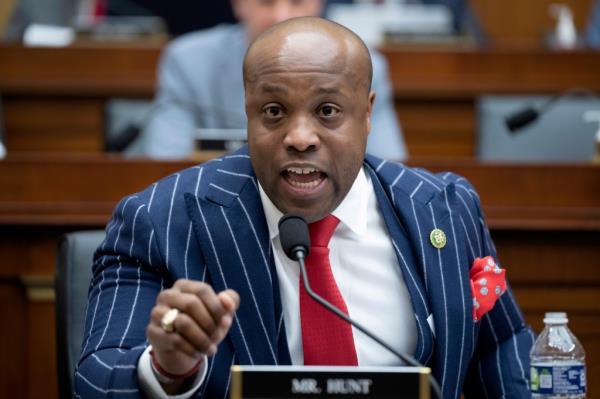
505, 107, 540, 133
278, 214, 310, 261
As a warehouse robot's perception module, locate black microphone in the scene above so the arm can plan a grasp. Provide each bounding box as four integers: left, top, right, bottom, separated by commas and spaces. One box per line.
278, 214, 442, 399
279, 214, 311, 261
505, 107, 540, 132
505, 88, 598, 132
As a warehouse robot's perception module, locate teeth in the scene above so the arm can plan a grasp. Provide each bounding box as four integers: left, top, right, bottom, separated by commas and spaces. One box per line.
287, 166, 318, 175
288, 180, 321, 189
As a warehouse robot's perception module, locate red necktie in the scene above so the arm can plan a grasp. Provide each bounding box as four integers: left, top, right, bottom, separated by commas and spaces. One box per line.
92, 0, 106, 19
300, 215, 358, 365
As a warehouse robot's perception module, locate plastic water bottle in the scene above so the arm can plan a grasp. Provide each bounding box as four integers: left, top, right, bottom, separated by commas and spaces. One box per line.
530, 312, 586, 398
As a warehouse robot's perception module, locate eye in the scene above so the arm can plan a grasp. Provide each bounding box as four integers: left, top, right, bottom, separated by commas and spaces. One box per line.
262, 104, 285, 120
318, 104, 341, 118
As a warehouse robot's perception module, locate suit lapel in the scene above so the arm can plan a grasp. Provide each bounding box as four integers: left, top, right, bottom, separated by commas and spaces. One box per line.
374, 159, 474, 397
183, 155, 281, 365
365, 163, 434, 366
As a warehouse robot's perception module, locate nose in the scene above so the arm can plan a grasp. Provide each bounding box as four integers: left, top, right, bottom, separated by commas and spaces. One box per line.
283, 116, 320, 153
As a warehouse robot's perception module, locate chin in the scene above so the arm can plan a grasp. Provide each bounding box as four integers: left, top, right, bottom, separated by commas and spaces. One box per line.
291, 207, 329, 224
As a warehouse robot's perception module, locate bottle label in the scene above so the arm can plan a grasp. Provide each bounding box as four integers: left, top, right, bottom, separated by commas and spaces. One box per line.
530, 364, 586, 395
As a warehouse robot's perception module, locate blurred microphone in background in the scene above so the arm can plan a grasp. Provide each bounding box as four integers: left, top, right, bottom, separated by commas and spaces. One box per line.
477, 90, 599, 163
0, 96, 6, 159
109, 98, 247, 155
505, 89, 598, 133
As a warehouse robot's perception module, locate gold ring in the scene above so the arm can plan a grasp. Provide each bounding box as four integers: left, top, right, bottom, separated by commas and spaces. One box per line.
161, 308, 179, 333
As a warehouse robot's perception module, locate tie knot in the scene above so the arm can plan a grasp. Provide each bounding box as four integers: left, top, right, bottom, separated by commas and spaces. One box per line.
309, 215, 340, 247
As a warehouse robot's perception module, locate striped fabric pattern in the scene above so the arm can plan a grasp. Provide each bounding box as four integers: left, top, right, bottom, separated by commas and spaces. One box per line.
75, 146, 533, 398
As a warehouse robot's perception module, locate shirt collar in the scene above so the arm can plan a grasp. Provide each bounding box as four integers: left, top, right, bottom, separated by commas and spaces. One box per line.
259, 167, 371, 241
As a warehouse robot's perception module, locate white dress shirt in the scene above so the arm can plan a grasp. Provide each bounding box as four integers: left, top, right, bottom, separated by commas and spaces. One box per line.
261, 167, 417, 365
139, 167, 417, 397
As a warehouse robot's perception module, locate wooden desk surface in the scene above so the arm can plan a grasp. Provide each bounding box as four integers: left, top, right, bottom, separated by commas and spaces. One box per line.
380, 47, 600, 97
1, 153, 599, 229
0, 43, 160, 96
3, 43, 600, 97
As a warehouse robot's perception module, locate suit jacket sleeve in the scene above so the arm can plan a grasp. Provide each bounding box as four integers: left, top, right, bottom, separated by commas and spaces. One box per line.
140, 43, 198, 159
74, 194, 167, 397
452, 176, 535, 398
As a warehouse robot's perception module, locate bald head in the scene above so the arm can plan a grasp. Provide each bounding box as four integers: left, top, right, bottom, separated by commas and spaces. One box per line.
243, 17, 373, 93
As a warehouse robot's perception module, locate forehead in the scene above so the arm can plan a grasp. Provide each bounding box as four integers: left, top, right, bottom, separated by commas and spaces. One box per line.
246, 31, 361, 92
251, 74, 352, 102
244, 0, 322, 10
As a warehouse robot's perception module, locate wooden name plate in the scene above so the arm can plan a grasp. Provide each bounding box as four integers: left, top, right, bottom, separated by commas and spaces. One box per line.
230, 365, 432, 399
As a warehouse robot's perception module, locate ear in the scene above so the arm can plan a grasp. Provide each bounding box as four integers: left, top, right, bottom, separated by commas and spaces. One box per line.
365, 91, 376, 135
230, 0, 246, 22
314, 0, 325, 16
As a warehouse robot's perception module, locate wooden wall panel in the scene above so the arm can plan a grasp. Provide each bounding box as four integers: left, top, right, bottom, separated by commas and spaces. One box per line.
493, 230, 600, 284
0, 45, 159, 96
396, 99, 475, 157
4, 97, 104, 152
0, 227, 82, 399
27, 302, 57, 399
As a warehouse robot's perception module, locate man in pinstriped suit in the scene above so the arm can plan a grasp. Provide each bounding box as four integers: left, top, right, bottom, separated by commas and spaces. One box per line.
76, 17, 533, 398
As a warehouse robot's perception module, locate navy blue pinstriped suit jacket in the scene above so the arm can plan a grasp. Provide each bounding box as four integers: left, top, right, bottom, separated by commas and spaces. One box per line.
76, 146, 534, 398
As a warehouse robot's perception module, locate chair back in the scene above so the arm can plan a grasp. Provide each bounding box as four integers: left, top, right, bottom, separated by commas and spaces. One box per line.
55, 230, 105, 398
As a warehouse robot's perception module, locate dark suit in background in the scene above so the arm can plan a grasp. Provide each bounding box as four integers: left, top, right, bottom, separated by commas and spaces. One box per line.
4, 0, 79, 40
105, 0, 236, 36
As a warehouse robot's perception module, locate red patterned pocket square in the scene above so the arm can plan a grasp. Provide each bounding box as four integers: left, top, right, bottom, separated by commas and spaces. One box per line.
470, 256, 507, 322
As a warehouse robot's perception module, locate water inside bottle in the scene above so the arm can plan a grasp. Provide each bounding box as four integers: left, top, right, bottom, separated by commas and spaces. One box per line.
530, 312, 586, 398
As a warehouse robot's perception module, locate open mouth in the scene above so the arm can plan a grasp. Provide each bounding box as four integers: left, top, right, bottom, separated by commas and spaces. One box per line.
282, 166, 326, 191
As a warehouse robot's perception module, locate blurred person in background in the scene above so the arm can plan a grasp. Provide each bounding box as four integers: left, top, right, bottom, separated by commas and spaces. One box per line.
586, 0, 600, 48
105, 0, 236, 36
421, 0, 484, 39
4, 0, 235, 41
136, 0, 407, 160
4, 0, 79, 40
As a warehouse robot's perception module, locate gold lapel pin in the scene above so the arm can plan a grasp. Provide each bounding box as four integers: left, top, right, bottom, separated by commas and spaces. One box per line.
430, 228, 447, 249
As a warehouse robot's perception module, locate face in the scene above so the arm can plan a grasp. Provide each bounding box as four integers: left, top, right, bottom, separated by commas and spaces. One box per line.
231, 0, 323, 41
246, 32, 375, 223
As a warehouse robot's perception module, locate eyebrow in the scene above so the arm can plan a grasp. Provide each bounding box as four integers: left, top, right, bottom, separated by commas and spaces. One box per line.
316, 87, 342, 95
259, 85, 341, 94
257, 83, 289, 94
255, 84, 344, 96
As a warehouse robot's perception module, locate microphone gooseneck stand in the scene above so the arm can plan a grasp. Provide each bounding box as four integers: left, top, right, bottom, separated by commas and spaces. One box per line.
279, 214, 442, 399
